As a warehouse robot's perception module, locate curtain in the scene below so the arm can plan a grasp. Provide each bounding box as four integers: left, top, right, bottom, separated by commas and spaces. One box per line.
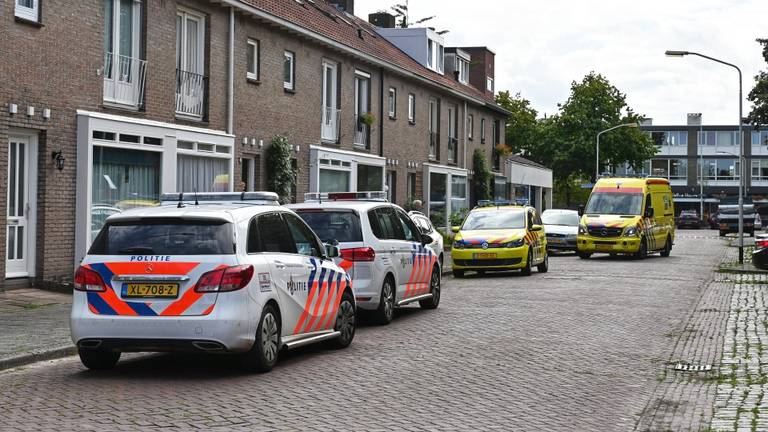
319, 169, 349, 193
177, 154, 230, 193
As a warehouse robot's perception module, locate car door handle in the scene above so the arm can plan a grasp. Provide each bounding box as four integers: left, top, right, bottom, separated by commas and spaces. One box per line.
274, 261, 287, 270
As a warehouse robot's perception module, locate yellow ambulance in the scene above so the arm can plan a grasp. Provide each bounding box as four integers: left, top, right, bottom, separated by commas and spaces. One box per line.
577, 177, 675, 259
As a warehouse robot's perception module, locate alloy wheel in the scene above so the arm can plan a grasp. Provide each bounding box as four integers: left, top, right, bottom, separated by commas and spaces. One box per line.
261, 312, 279, 363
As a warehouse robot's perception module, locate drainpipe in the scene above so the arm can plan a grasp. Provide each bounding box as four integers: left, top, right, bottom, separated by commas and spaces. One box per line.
378, 67, 385, 158
227, 7, 235, 135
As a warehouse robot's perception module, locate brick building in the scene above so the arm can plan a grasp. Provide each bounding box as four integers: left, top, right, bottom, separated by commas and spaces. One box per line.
0, 0, 518, 289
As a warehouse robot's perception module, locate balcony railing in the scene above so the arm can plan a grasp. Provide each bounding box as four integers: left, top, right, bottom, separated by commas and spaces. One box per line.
103, 52, 147, 108
429, 131, 440, 160
322, 107, 341, 142
176, 69, 208, 119
448, 136, 458, 163
354, 120, 369, 148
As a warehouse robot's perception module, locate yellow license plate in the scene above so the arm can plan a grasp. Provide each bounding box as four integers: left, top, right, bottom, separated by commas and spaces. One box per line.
123, 283, 179, 298
595, 244, 613, 251
473, 252, 498, 259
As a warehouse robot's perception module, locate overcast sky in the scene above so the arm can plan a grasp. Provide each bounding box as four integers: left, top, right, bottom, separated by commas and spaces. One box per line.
355, 0, 768, 126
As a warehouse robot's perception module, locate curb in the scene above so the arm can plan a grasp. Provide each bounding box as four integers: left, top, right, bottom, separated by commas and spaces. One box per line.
0, 345, 76, 372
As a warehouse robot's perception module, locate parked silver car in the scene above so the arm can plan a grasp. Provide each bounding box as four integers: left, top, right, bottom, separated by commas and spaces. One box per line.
409, 211, 445, 268
542, 209, 579, 252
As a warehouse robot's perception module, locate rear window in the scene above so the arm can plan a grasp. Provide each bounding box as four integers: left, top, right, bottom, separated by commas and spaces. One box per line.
294, 210, 363, 243
89, 218, 234, 255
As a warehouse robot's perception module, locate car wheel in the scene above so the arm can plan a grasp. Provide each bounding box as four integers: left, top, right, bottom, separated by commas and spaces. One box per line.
242, 304, 280, 373
634, 237, 647, 260
330, 291, 356, 349
477, 269, 486, 276
439, 253, 444, 269
577, 251, 591, 259
537, 252, 549, 273
521, 249, 533, 276
374, 276, 396, 325
719, 230, 726, 237
660, 236, 672, 257
420, 266, 441, 309
78, 348, 120, 370
452, 269, 465, 278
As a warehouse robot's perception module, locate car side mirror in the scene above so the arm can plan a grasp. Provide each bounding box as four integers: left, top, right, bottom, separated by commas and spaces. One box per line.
644, 207, 654, 218
531, 224, 543, 232
324, 243, 340, 259
577, 205, 584, 216
421, 233, 432, 245
451, 226, 460, 233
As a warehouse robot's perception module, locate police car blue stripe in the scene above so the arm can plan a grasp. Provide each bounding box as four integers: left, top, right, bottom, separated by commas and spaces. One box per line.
87, 292, 117, 315
126, 301, 157, 316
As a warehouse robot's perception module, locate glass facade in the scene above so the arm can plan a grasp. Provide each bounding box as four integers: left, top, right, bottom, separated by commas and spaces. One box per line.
429, 172, 447, 227
699, 159, 739, 180
753, 160, 768, 181
176, 154, 229, 193
319, 169, 350, 193
356, 164, 383, 192
450, 176, 468, 214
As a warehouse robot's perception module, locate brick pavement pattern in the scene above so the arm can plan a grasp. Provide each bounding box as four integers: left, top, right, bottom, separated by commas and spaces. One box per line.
0, 231, 723, 431
0, 289, 71, 362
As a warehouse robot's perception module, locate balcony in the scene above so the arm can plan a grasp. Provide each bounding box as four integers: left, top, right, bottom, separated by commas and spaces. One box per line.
354, 120, 369, 148
321, 107, 341, 142
103, 52, 147, 108
429, 131, 440, 160
176, 69, 208, 119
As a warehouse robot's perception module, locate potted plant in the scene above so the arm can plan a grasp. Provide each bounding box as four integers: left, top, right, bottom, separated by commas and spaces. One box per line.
359, 111, 376, 126
494, 143, 512, 158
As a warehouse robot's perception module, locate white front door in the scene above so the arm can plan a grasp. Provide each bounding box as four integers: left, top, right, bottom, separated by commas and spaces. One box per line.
6, 135, 35, 278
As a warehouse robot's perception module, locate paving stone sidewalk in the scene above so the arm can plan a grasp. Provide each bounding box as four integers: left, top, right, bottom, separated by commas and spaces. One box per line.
0, 289, 74, 370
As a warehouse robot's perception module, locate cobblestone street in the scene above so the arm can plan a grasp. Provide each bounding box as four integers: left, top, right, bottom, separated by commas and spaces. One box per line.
0, 231, 729, 431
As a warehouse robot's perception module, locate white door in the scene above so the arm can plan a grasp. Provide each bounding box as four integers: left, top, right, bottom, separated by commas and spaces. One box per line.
321, 62, 338, 141
6, 136, 34, 277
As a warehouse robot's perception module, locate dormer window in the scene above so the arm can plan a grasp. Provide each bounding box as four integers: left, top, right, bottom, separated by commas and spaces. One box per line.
427, 39, 444, 74
457, 56, 469, 85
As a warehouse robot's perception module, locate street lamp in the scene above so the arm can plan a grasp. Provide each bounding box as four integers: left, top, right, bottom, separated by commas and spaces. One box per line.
688, 113, 704, 222
596, 123, 638, 181
666, 50, 744, 263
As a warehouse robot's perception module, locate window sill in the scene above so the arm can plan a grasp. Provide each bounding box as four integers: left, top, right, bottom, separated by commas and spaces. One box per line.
481, 140, 486, 145
102, 101, 143, 113
389, 115, 397, 121
284, 87, 295, 94
247, 76, 261, 85
14, 16, 43, 28
468, 137, 474, 141
408, 120, 415, 126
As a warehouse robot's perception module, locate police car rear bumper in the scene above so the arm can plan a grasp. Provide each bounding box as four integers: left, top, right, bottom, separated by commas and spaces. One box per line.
70, 291, 259, 353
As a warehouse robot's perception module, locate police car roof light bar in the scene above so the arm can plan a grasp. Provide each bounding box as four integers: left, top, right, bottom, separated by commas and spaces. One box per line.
305, 191, 388, 202
160, 192, 280, 205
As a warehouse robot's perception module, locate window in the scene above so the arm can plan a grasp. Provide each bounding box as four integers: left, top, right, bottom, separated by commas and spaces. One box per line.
386, 171, 397, 203
357, 164, 383, 192
294, 210, 363, 244
90, 219, 233, 256
447, 104, 458, 163
427, 39, 444, 73
103, 0, 144, 107
752, 160, 768, 181
468, 114, 474, 140
486, 77, 494, 93
451, 176, 468, 212
457, 57, 469, 84
480, 118, 486, 144
354, 72, 371, 148
697, 130, 738, 146
650, 159, 687, 180
15, 0, 39, 22
395, 210, 419, 242
319, 168, 350, 193
699, 159, 740, 180
429, 97, 439, 159
752, 131, 768, 146
246, 39, 259, 80
407, 172, 417, 201
256, 213, 296, 254
176, 9, 206, 117
284, 213, 321, 256
650, 131, 688, 146
176, 154, 230, 193
388, 87, 397, 119
493, 120, 500, 146
369, 207, 404, 240
408, 93, 416, 123
283, 51, 295, 90
321, 61, 339, 142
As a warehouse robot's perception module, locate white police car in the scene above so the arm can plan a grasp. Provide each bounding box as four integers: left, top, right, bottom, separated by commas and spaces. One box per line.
70, 192, 356, 372
288, 192, 440, 325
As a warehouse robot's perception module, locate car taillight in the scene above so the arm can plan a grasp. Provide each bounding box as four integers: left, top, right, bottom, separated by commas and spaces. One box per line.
758, 240, 768, 249
194, 265, 254, 293
340, 247, 376, 262
73, 266, 107, 292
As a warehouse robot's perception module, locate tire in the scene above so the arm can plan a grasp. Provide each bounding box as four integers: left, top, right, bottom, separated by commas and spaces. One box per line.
537, 252, 549, 273
241, 304, 281, 373
419, 266, 441, 309
452, 269, 465, 278
660, 236, 672, 257
719, 231, 726, 237
521, 249, 533, 276
374, 276, 396, 325
330, 291, 356, 349
78, 348, 120, 370
577, 251, 591, 259
439, 253, 444, 269
477, 269, 486, 276
634, 237, 647, 260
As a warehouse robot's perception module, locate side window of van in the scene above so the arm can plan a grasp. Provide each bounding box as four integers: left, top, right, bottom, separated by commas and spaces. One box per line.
645, 194, 652, 214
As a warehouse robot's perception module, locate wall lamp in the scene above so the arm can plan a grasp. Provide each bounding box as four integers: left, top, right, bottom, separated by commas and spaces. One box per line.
51, 150, 65, 171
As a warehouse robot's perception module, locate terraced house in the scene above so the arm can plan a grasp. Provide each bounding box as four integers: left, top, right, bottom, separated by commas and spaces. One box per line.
0, 0, 516, 289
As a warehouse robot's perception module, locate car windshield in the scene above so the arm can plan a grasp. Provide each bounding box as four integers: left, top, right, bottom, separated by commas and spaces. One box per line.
585, 192, 643, 215
542, 212, 579, 226
294, 210, 363, 243
461, 209, 526, 230
89, 218, 234, 255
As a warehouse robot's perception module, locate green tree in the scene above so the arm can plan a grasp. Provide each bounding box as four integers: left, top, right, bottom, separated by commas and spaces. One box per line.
472, 149, 492, 203
265, 135, 294, 204
495, 91, 539, 156
747, 38, 768, 128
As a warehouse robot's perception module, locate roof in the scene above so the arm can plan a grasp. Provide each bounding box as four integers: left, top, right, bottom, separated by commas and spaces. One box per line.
229, 0, 508, 114
506, 154, 549, 170
106, 203, 284, 223
287, 201, 398, 211
473, 205, 527, 212
594, 177, 670, 188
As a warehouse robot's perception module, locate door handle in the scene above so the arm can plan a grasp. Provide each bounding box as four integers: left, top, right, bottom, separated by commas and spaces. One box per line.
274, 261, 287, 270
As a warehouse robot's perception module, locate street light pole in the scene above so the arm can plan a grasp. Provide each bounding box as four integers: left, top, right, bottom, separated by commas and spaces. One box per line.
596, 123, 638, 181
666, 50, 744, 263
688, 113, 704, 222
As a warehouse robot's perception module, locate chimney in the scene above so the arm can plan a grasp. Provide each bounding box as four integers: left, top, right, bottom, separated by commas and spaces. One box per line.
368, 12, 396, 28
328, 0, 354, 15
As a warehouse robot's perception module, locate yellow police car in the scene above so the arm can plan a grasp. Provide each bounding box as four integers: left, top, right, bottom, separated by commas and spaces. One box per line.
451, 203, 548, 277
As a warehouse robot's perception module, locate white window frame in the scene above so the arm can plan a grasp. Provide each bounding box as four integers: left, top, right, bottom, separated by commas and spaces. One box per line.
468, 114, 474, 139
650, 158, 687, 180
480, 118, 486, 144
752, 159, 768, 182
176, 8, 205, 75
457, 57, 469, 85
15, 0, 39, 22
699, 158, 740, 181
388, 87, 396, 119
408, 93, 415, 123
283, 51, 295, 90
247, 39, 259, 80
486, 77, 494, 93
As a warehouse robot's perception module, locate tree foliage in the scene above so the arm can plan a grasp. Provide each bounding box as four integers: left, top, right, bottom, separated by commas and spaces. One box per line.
266, 135, 294, 204
495, 91, 539, 156
472, 149, 492, 203
747, 38, 768, 128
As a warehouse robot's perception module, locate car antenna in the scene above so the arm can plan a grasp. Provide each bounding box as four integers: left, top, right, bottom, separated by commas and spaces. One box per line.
176, 192, 184, 209
194, 187, 199, 206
